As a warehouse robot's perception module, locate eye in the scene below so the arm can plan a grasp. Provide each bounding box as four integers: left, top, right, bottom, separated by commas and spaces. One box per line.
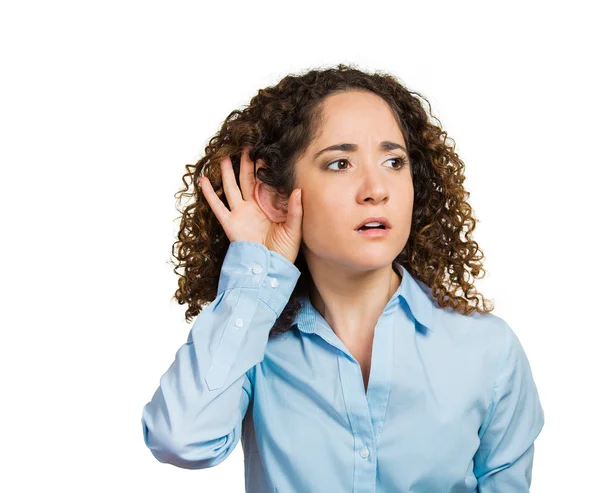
325, 158, 351, 172
385, 156, 408, 170
324, 156, 408, 172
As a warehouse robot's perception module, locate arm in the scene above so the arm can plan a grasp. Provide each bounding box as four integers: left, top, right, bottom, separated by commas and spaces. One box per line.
474, 322, 545, 491
141, 241, 300, 469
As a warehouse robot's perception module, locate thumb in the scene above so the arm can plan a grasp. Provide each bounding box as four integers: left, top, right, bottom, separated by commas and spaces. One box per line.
285, 188, 303, 234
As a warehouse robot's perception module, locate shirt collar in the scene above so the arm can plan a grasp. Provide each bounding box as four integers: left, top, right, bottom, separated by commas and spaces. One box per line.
293, 260, 436, 334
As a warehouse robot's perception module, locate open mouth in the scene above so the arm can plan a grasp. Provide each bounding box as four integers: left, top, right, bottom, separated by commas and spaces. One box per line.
357, 225, 387, 231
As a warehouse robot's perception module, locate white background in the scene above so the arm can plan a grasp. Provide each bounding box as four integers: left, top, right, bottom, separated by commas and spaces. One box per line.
1, 0, 597, 491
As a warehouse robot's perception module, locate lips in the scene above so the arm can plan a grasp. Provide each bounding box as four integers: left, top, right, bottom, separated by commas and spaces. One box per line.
355, 216, 391, 230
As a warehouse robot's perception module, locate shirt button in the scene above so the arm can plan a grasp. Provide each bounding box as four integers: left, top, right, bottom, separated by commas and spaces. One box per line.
270, 277, 279, 288
251, 264, 263, 274
360, 447, 369, 459
234, 318, 244, 329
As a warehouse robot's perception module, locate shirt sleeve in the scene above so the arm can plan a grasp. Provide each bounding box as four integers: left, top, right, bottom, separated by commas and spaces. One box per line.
473, 321, 545, 491
141, 241, 301, 469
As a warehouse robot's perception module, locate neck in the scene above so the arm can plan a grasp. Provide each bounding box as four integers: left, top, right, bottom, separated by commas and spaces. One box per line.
307, 259, 402, 341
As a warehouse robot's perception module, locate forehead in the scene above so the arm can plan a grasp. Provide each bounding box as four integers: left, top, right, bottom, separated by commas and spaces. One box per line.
316, 90, 405, 143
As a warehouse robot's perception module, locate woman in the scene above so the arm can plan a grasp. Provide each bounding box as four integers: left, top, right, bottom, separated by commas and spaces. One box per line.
141, 64, 545, 492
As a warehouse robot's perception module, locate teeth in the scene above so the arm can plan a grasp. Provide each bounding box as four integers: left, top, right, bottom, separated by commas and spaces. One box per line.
363, 222, 382, 227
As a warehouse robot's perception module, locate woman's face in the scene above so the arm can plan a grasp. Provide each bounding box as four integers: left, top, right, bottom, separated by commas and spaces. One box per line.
294, 89, 414, 273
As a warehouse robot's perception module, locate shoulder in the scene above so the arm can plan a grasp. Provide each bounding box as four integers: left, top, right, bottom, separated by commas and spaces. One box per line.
432, 302, 512, 346
430, 304, 520, 384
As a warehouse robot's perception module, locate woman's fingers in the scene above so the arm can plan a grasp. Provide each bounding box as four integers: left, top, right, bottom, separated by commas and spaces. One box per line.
219, 156, 243, 209
239, 146, 256, 202
199, 175, 230, 226
283, 188, 303, 241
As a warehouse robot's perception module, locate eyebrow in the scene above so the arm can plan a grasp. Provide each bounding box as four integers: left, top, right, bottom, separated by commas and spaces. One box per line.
313, 141, 407, 160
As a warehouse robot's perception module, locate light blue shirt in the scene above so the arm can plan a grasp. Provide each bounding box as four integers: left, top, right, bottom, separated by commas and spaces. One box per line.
141, 241, 544, 492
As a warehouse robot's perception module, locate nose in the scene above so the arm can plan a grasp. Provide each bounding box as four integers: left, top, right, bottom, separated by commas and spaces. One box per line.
358, 165, 389, 205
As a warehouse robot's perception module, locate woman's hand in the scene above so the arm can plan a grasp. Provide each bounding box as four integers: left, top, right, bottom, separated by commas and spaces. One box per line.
200, 146, 303, 265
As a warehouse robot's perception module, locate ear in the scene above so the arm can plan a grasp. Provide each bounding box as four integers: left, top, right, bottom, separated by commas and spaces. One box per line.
253, 158, 289, 223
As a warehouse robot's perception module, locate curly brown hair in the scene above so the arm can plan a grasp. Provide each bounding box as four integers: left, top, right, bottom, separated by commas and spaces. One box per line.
171, 63, 494, 339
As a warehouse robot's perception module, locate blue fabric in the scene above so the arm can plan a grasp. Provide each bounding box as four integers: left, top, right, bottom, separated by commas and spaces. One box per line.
141, 241, 544, 492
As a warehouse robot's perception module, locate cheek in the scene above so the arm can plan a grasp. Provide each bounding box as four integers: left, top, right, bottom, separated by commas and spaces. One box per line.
311, 196, 354, 234
303, 191, 342, 221
302, 206, 340, 239
300, 199, 349, 250
403, 192, 414, 217
398, 183, 414, 214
